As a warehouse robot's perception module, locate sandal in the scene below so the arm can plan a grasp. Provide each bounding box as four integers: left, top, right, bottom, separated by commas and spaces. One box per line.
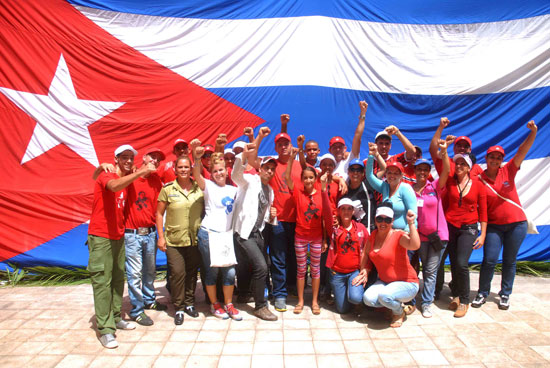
311, 304, 321, 315
293, 304, 304, 314
390, 312, 406, 328
403, 305, 416, 315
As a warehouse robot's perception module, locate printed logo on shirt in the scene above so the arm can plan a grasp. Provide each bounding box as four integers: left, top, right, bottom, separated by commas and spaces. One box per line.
304, 201, 319, 222
340, 231, 357, 255
116, 192, 125, 209
278, 172, 289, 194
221, 196, 235, 214
135, 191, 149, 211
503, 181, 510, 187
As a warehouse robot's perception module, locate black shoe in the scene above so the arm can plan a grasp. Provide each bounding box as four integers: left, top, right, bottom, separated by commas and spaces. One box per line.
174, 311, 184, 325
184, 306, 199, 318
471, 293, 486, 308
236, 294, 254, 304
133, 312, 154, 326
498, 295, 510, 310
145, 301, 167, 311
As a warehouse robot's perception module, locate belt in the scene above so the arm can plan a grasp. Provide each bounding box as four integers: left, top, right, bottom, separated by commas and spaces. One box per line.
125, 226, 156, 235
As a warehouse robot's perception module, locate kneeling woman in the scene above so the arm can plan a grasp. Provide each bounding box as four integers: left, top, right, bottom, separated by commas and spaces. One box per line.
326, 198, 369, 314
354, 203, 420, 327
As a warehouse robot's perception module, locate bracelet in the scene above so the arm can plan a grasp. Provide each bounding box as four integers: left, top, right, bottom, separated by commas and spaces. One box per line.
359, 115, 366, 119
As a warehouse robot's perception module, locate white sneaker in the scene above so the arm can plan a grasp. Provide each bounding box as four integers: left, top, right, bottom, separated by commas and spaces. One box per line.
421, 304, 433, 318
99, 333, 118, 349
115, 320, 136, 330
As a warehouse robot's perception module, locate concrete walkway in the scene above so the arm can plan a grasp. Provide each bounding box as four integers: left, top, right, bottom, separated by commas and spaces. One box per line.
1, 272, 549, 367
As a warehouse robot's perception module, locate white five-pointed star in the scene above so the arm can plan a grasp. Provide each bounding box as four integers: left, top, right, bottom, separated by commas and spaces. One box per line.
0, 54, 125, 166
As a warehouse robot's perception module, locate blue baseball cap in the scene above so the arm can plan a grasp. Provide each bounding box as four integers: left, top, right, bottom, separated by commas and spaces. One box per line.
348, 158, 365, 168
414, 158, 431, 168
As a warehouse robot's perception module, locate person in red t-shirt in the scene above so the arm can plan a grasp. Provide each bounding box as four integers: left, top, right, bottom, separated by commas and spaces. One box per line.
88, 144, 156, 349
285, 147, 332, 315
438, 142, 487, 318
429, 117, 484, 178
326, 198, 369, 314
123, 148, 168, 326
472, 121, 538, 311
160, 138, 189, 184
353, 202, 420, 328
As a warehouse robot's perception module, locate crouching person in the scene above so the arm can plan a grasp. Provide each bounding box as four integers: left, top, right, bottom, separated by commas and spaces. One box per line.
232, 141, 279, 321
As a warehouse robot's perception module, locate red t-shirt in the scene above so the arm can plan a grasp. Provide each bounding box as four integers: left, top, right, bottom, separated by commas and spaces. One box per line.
88, 172, 127, 240
293, 188, 324, 239
269, 159, 302, 222
125, 173, 163, 229
159, 158, 176, 184
368, 230, 418, 284
444, 176, 488, 228
479, 161, 526, 225
332, 222, 363, 274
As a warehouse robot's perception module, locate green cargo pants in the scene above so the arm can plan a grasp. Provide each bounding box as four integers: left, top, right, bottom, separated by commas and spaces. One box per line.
87, 235, 125, 335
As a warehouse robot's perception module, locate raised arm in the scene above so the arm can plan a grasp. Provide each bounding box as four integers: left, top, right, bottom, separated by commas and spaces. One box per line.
284, 146, 299, 191
190, 139, 206, 191
399, 210, 420, 250
369, 142, 387, 179
437, 139, 450, 189
156, 201, 167, 252
243, 127, 255, 143
350, 101, 368, 158
513, 120, 538, 168
365, 144, 385, 193
297, 135, 307, 170
232, 144, 256, 186
385, 124, 415, 161
429, 117, 450, 160
106, 163, 156, 192
215, 134, 227, 153
250, 126, 271, 169
280, 114, 290, 134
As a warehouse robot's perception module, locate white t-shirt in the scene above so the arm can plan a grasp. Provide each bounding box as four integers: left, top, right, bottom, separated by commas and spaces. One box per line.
201, 180, 238, 232
333, 152, 359, 181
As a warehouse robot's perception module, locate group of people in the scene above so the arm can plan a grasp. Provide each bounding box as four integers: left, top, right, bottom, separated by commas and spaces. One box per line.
87, 101, 538, 348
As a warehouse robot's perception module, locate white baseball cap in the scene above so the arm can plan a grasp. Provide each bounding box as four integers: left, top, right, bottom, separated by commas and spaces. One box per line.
114, 144, 137, 157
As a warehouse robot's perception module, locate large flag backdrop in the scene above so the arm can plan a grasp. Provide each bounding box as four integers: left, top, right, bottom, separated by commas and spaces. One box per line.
1, 0, 549, 268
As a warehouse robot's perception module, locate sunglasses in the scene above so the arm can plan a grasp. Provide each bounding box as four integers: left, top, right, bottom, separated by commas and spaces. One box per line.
375, 216, 392, 224
349, 166, 363, 173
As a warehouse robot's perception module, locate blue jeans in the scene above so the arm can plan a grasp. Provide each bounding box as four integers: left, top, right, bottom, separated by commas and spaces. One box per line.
417, 241, 447, 307
125, 231, 158, 318
266, 221, 296, 299
478, 221, 527, 297
197, 228, 236, 286
329, 269, 365, 314
363, 280, 419, 315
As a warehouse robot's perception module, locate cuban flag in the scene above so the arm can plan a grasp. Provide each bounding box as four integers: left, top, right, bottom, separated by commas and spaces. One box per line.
1, 0, 549, 268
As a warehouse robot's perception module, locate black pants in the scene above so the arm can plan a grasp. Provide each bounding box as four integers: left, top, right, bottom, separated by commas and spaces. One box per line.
166, 245, 200, 310
235, 230, 269, 310
447, 223, 478, 304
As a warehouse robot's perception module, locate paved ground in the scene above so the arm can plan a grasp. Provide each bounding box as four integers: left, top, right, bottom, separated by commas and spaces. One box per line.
1, 272, 550, 368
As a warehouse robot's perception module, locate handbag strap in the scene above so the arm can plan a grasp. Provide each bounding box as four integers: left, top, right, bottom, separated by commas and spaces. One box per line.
478, 175, 525, 213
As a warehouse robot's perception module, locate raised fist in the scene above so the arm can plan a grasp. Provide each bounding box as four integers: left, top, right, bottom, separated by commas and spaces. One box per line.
280, 114, 290, 124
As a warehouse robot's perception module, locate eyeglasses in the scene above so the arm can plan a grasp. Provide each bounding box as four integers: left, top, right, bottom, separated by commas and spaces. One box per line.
375, 216, 392, 224
349, 167, 363, 173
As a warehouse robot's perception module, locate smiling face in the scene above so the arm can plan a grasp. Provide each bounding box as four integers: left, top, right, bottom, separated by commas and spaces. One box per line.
210, 162, 227, 186
454, 157, 471, 177
338, 204, 354, 226
329, 142, 346, 162
144, 152, 163, 169
115, 150, 135, 175
375, 215, 393, 232
385, 166, 402, 187
347, 164, 365, 187
414, 163, 431, 183
486, 152, 504, 171
174, 157, 192, 180
319, 159, 336, 174
376, 137, 392, 158
301, 168, 317, 192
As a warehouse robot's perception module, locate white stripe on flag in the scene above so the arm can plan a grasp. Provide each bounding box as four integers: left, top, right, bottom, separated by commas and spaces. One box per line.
76, 6, 550, 95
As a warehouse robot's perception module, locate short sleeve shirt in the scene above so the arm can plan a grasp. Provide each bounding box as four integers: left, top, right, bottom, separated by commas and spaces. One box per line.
125, 173, 163, 229
201, 180, 237, 232
88, 172, 127, 240
269, 159, 302, 222
158, 180, 204, 247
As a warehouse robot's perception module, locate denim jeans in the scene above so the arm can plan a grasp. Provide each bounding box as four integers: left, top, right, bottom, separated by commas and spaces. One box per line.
363, 280, 419, 315
478, 221, 527, 297
447, 223, 478, 304
417, 241, 447, 306
266, 221, 296, 299
329, 269, 365, 314
124, 231, 157, 318
235, 230, 269, 309
197, 228, 236, 286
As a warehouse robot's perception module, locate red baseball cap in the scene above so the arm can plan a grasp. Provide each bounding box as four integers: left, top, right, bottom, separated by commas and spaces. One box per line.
173, 138, 188, 148
386, 162, 404, 173
329, 136, 346, 147
487, 145, 505, 157
274, 133, 291, 143
144, 147, 166, 160
204, 144, 215, 153
455, 136, 472, 147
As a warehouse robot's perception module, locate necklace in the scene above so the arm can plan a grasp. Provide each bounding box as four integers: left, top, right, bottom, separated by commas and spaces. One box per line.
457, 176, 470, 207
